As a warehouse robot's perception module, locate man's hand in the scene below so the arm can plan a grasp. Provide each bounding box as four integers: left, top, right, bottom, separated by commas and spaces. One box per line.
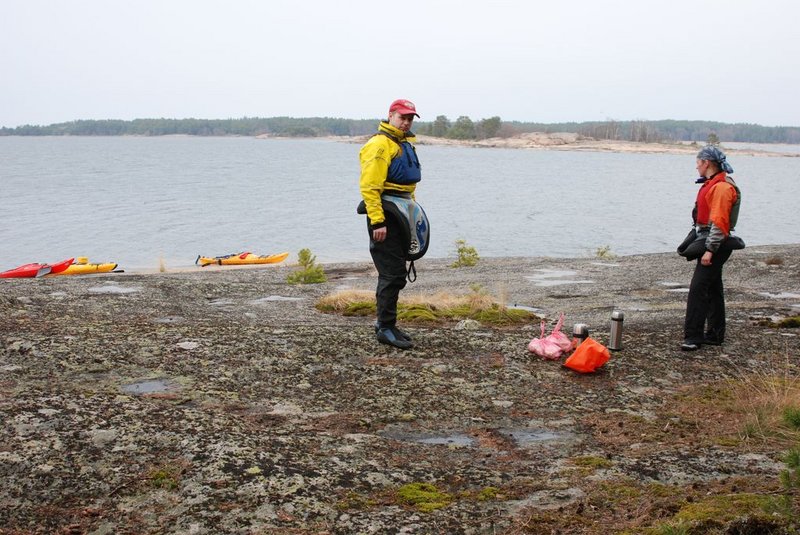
372, 227, 387, 242
701, 251, 713, 266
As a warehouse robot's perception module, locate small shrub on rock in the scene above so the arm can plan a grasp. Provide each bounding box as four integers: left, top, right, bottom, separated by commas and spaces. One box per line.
451, 239, 479, 268
595, 245, 615, 259
287, 248, 327, 284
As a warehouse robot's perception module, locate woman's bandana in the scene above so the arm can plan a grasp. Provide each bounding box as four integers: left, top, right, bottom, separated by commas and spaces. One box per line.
697, 145, 734, 174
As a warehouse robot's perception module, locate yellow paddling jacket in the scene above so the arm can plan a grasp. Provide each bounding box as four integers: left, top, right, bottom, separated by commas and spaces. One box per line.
359, 121, 420, 227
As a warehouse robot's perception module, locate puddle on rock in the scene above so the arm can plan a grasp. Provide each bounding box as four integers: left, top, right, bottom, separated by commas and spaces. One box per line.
526, 269, 593, 287
121, 378, 180, 395
207, 298, 235, 307
501, 428, 570, 445
417, 434, 476, 446
509, 304, 544, 314
250, 296, 304, 304
381, 427, 476, 447
382, 427, 570, 448
153, 316, 185, 324
759, 292, 800, 299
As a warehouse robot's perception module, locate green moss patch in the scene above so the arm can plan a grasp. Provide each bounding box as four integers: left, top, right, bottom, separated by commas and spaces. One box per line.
476, 486, 501, 501
572, 455, 613, 470
396, 482, 453, 512
673, 493, 775, 524
778, 316, 800, 328
342, 301, 376, 316
397, 304, 438, 322
757, 315, 800, 328
145, 460, 189, 490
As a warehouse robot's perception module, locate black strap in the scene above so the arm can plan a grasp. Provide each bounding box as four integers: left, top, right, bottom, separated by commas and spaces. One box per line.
406, 261, 417, 282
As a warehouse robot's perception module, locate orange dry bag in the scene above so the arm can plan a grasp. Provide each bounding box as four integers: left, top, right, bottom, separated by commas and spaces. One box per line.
564, 337, 610, 373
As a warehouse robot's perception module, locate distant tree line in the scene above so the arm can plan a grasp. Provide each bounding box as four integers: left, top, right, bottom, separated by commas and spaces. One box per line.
0, 117, 377, 137
2, 116, 799, 144
414, 115, 503, 140
505, 119, 800, 144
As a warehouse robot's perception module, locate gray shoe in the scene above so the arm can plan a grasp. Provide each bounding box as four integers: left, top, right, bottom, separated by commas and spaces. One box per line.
376, 327, 413, 349
680, 341, 701, 351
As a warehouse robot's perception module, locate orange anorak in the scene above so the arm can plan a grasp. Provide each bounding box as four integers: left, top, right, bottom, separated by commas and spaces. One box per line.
695, 171, 739, 252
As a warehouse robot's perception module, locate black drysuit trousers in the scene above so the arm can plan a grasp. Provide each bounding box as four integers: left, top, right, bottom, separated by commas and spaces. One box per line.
683, 248, 732, 343
369, 217, 407, 328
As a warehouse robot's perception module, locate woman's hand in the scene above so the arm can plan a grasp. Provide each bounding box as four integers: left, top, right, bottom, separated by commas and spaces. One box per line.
701, 251, 713, 266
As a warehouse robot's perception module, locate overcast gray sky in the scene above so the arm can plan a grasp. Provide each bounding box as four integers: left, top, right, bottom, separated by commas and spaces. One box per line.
2, 0, 798, 128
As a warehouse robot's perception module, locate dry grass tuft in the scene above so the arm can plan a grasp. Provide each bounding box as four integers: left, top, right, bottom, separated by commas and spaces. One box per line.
403, 291, 496, 312
316, 290, 374, 313
316, 289, 536, 325
728, 352, 800, 446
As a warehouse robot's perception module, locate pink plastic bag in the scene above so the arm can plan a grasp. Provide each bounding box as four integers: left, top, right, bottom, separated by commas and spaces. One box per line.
528, 313, 572, 360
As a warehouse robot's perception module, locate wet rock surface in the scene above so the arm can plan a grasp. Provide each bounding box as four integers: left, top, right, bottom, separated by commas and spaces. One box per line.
1, 245, 799, 533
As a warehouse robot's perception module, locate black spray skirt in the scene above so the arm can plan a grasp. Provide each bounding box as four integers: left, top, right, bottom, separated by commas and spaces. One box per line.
677, 228, 745, 261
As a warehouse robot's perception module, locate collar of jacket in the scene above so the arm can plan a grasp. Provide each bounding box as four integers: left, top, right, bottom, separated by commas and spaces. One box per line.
705, 171, 727, 186
378, 121, 416, 143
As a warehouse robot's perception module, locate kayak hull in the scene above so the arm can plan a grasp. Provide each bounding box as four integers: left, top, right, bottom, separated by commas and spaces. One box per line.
0, 258, 74, 279
52, 262, 118, 276
0, 263, 49, 278
197, 252, 289, 267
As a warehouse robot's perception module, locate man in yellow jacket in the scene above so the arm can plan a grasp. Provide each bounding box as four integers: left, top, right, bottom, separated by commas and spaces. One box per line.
359, 99, 422, 349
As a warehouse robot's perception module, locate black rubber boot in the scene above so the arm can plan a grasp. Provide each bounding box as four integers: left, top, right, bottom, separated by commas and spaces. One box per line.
374, 321, 412, 341
376, 327, 413, 349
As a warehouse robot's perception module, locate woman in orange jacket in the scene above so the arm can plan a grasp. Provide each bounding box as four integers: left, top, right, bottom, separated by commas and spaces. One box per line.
682, 146, 741, 351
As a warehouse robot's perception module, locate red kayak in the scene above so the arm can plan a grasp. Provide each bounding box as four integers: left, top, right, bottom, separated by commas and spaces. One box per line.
0, 258, 74, 279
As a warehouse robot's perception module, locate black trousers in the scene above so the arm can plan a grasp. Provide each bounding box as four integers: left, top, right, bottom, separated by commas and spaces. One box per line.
369, 217, 407, 328
683, 248, 733, 343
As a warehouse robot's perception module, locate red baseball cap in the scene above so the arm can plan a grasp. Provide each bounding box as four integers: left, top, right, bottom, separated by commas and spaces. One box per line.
389, 99, 420, 118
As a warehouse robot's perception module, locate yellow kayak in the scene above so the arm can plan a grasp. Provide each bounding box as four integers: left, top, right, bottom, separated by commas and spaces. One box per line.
50, 257, 119, 276
196, 251, 289, 267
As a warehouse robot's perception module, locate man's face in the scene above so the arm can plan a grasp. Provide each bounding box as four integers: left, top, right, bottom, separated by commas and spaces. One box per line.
388, 112, 415, 132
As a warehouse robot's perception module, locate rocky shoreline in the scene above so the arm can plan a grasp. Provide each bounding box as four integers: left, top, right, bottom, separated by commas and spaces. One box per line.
2, 245, 799, 534
326, 132, 798, 157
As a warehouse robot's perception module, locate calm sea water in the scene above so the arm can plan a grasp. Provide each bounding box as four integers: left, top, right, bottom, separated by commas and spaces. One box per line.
1, 136, 799, 271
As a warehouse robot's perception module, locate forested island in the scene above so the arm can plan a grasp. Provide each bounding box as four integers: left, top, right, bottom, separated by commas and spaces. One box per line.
2, 116, 799, 144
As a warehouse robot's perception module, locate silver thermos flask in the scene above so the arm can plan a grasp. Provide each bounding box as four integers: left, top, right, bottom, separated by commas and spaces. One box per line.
609, 310, 624, 350
572, 323, 589, 348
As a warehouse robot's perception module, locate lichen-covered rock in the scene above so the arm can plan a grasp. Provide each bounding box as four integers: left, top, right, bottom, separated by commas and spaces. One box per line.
1, 246, 799, 533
